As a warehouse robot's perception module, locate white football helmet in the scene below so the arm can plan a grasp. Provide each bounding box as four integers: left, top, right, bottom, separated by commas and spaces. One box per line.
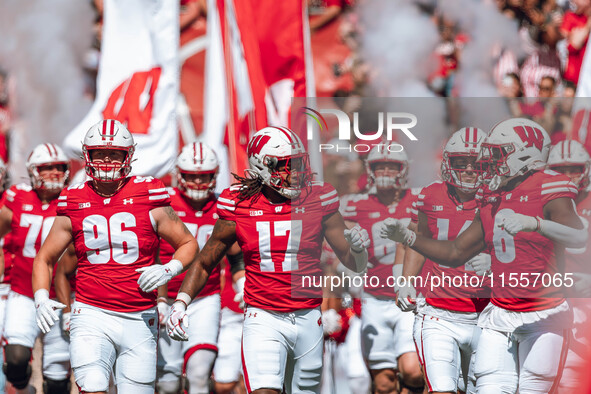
246, 126, 312, 199
366, 143, 408, 190
82, 119, 135, 182
547, 140, 591, 190
26, 143, 70, 192
441, 127, 487, 193
176, 142, 219, 201
478, 118, 550, 191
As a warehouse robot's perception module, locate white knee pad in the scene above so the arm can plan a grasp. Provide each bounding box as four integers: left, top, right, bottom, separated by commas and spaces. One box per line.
185, 349, 217, 394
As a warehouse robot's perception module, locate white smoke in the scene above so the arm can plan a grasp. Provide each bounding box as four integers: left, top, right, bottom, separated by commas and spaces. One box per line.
0, 0, 94, 184
438, 0, 522, 129
357, 0, 446, 187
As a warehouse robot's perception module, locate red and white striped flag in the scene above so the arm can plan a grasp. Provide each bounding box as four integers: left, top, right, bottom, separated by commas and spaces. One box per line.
64, 0, 179, 178
203, 0, 316, 190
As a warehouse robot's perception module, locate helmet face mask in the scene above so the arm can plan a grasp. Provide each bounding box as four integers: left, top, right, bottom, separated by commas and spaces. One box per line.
547, 140, 591, 190
366, 144, 409, 191
441, 127, 486, 193
26, 143, 70, 192
445, 154, 482, 193
369, 160, 406, 189
176, 142, 219, 201
85, 147, 132, 182
83, 120, 135, 183
178, 171, 216, 201
265, 153, 311, 198
247, 127, 312, 199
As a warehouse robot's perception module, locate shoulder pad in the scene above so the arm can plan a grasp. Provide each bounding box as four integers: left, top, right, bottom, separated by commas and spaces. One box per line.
132, 175, 156, 184
15, 183, 32, 192
67, 183, 85, 191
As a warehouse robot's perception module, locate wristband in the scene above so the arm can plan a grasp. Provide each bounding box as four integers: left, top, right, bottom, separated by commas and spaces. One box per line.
175, 292, 192, 308
165, 259, 184, 277
34, 289, 50, 304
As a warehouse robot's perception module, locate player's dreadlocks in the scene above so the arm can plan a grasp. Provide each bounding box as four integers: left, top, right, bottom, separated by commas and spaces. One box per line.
231, 170, 315, 203
231, 172, 264, 202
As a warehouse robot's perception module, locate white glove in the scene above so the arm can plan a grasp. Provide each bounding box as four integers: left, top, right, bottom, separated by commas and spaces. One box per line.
61, 312, 71, 336
379, 218, 416, 246
157, 300, 170, 326
396, 282, 417, 312
498, 213, 538, 236
466, 253, 492, 276
167, 301, 189, 341
233, 277, 245, 309
573, 273, 591, 298
344, 225, 370, 252
321, 309, 342, 335
34, 289, 66, 334
136, 259, 183, 293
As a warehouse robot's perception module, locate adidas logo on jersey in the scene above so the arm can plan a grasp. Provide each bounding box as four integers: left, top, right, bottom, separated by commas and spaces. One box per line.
250, 210, 263, 216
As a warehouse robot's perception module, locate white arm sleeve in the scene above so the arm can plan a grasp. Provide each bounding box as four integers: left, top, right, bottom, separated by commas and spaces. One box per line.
538, 218, 588, 249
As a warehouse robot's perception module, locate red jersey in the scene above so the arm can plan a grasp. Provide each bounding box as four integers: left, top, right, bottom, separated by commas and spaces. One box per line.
159, 188, 221, 299
56, 176, 171, 312
479, 170, 578, 312
416, 181, 489, 312
341, 189, 417, 298
217, 182, 340, 312
3, 184, 59, 298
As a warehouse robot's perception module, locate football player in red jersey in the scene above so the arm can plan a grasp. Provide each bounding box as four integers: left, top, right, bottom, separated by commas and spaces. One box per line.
340, 143, 424, 393
0, 143, 73, 394
156, 142, 244, 394
400, 127, 491, 394
31, 119, 199, 394
167, 126, 371, 394
381, 118, 586, 393
546, 140, 591, 391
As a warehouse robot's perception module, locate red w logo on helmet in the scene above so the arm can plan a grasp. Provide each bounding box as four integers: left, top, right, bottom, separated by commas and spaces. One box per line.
513, 126, 544, 151
247, 135, 271, 156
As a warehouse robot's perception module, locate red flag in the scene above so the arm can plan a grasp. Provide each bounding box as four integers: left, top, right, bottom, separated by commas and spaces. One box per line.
203, 0, 315, 186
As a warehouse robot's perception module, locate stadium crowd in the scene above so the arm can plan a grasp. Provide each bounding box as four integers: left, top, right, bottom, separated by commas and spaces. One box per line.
0, 0, 590, 394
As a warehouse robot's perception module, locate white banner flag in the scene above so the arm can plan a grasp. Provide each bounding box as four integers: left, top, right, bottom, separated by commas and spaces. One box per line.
64, 0, 179, 178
